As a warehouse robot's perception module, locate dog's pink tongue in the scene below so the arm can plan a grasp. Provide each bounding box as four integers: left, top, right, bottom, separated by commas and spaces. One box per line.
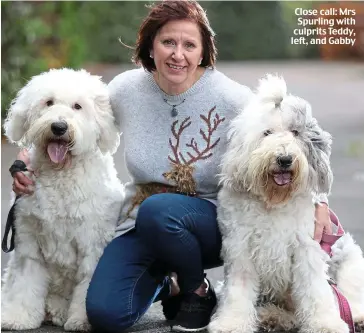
274, 172, 291, 185
47, 142, 68, 163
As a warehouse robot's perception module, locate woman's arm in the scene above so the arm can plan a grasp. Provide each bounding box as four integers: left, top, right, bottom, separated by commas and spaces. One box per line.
314, 199, 332, 242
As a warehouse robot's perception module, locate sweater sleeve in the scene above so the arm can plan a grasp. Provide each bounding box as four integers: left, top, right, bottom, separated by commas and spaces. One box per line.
312, 192, 329, 205
108, 73, 128, 132
222, 80, 254, 115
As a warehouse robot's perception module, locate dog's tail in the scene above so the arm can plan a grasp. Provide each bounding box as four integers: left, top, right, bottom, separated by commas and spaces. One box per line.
256, 74, 287, 107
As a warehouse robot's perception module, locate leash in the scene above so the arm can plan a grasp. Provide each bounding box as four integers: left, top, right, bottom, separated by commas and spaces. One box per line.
329, 280, 356, 333
2, 160, 28, 253
320, 209, 356, 333
320, 209, 345, 256
2, 196, 20, 253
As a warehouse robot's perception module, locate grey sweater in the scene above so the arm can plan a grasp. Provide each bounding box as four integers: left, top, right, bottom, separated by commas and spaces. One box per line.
108, 67, 328, 237
109, 67, 253, 236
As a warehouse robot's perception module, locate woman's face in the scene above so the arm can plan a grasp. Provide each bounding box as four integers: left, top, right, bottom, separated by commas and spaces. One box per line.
151, 19, 204, 93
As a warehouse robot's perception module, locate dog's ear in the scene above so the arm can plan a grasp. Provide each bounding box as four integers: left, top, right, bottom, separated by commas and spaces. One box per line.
3, 85, 31, 146
219, 123, 251, 192
94, 94, 120, 155
316, 130, 333, 195
307, 118, 333, 195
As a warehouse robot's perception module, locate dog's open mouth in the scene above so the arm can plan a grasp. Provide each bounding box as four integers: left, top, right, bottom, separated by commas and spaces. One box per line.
272, 171, 293, 186
47, 140, 69, 164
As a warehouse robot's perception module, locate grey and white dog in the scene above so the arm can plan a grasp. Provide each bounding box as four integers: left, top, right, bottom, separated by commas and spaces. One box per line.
209, 75, 364, 333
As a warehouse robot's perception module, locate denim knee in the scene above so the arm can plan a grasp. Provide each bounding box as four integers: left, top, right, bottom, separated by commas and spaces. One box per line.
137, 194, 174, 236
86, 292, 134, 333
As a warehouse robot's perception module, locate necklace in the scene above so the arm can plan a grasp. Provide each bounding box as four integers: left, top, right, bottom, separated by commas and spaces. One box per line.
163, 98, 186, 117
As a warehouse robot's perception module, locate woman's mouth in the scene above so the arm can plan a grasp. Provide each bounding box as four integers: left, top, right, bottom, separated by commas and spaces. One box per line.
167, 63, 186, 71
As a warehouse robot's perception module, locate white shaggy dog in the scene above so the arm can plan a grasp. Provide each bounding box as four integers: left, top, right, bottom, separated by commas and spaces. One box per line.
1, 68, 124, 331
209, 75, 364, 333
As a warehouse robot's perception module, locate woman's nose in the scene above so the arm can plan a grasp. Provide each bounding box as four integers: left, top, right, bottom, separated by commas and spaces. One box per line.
172, 45, 184, 61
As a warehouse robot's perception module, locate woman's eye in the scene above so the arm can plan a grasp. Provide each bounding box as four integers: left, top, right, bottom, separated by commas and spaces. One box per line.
46, 100, 54, 107
264, 129, 273, 136
163, 40, 174, 46
185, 42, 195, 48
74, 103, 82, 110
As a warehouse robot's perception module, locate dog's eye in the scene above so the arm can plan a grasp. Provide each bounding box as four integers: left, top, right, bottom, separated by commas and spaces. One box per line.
264, 129, 273, 136
46, 100, 54, 107
292, 130, 299, 136
74, 103, 82, 110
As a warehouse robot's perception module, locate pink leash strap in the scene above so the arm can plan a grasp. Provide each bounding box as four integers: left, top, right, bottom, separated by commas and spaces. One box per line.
329, 281, 356, 333
320, 209, 345, 256
320, 209, 356, 333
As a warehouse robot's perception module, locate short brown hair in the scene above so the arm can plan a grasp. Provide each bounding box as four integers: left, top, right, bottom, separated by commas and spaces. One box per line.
133, 0, 217, 72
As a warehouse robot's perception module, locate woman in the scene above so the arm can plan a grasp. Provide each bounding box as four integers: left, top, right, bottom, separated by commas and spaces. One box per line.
11, 1, 332, 332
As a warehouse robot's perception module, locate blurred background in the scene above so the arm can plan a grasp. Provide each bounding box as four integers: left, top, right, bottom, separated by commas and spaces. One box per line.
1, 2, 364, 332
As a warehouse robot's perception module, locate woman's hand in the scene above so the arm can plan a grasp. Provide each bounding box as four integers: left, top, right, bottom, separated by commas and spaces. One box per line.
12, 149, 34, 195
314, 202, 332, 242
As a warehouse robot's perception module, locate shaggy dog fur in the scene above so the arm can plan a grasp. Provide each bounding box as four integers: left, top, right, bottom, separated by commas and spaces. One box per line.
209, 75, 364, 333
1, 68, 124, 331
124, 164, 197, 220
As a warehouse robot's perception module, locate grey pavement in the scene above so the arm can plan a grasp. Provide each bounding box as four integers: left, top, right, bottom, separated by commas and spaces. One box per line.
1, 61, 364, 333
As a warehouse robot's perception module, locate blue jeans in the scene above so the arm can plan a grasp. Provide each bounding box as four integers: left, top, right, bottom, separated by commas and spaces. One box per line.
86, 193, 222, 332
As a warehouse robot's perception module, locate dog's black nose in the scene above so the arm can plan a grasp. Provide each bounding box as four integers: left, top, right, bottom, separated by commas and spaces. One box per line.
277, 155, 293, 168
51, 122, 68, 136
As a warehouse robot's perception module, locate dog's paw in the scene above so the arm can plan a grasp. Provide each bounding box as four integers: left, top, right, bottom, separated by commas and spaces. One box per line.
208, 318, 255, 333
64, 316, 91, 332
259, 314, 297, 332
51, 312, 68, 327
46, 296, 69, 327
258, 304, 297, 332
354, 320, 364, 333
300, 317, 349, 333
1, 309, 43, 330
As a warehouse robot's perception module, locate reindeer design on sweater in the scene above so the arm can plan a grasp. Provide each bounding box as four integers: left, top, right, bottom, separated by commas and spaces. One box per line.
163, 106, 225, 194
126, 106, 225, 218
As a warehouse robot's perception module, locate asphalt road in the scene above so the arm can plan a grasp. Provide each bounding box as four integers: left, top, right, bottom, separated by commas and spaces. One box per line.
1, 61, 364, 333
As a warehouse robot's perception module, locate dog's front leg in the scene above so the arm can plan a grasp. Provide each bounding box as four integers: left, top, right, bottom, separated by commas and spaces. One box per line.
209, 234, 259, 333
64, 227, 113, 332
64, 276, 92, 332
292, 239, 349, 333
64, 253, 97, 332
1, 224, 49, 330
